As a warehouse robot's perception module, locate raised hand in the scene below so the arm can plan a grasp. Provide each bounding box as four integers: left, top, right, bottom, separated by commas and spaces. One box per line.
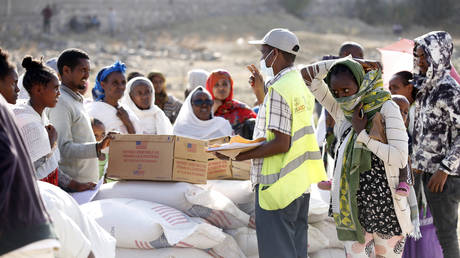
116, 106, 136, 134
247, 64, 265, 105
351, 103, 367, 134
354, 59, 382, 72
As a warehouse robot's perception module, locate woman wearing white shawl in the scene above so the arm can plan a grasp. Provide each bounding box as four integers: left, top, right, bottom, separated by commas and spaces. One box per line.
184, 69, 210, 99
86, 61, 141, 134
173, 86, 232, 140
121, 77, 172, 134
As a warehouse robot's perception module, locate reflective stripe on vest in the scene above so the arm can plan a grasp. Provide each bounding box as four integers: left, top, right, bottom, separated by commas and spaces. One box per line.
259, 149, 322, 184
292, 125, 315, 142
260, 125, 319, 185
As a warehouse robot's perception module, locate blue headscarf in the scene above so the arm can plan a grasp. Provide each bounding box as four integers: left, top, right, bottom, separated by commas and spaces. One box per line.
92, 60, 127, 101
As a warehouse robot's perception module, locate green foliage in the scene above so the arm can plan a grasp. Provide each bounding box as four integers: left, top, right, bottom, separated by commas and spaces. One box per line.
280, 0, 311, 17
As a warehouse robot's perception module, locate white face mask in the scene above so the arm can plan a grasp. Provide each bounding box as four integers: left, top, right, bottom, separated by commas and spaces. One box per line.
259, 49, 277, 81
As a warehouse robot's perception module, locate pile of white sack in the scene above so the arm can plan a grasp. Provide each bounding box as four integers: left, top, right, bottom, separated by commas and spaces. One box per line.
37, 182, 117, 258
81, 180, 346, 258
307, 184, 346, 258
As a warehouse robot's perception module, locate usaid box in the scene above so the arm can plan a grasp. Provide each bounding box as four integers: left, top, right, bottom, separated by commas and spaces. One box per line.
205, 137, 252, 180
231, 160, 251, 180
106, 135, 208, 184
206, 137, 232, 179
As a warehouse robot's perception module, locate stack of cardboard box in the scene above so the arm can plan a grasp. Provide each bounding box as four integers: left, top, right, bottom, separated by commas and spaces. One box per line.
106, 135, 250, 184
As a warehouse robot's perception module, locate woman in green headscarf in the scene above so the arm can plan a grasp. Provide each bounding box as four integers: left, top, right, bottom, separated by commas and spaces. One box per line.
301, 57, 414, 258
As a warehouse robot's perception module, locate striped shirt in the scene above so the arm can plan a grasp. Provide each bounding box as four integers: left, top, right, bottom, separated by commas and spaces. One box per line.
251, 67, 294, 186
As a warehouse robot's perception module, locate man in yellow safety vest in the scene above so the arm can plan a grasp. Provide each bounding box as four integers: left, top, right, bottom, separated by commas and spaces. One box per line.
233, 28, 327, 258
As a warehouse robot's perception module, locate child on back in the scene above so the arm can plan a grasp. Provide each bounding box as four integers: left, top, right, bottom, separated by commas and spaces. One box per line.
392, 95, 412, 196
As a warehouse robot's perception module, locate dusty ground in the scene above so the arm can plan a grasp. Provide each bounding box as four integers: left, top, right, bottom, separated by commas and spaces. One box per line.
2, 7, 460, 246
1, 12, 459, 105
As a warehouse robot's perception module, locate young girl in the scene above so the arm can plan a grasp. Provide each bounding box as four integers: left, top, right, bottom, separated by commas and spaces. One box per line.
13, 56, 94, 191
91, 118, 106, 142
13, 56, 61, 186
389, 71, 416, 135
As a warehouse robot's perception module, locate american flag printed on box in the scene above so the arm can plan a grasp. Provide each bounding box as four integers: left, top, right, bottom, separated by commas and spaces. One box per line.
136, 141, 147, 149
187, 143, 197, 153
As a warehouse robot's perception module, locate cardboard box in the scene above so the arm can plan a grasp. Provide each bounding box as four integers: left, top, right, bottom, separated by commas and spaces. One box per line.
206, 159, 251, 180
206, 137, 252, 180
206, 137, 232, 180
175, 136, 210, 162
207, 159, 232, 179
231, 160, 251, 180
106, 134, 208, 184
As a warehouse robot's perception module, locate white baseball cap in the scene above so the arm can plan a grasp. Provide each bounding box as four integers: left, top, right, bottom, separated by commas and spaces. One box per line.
249, 28, 300, 55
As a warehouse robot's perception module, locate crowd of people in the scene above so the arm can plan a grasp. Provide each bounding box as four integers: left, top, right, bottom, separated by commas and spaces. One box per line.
0, 28, 459, 258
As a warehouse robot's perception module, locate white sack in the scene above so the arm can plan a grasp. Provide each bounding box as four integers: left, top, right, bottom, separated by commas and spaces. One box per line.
38, 181, 116, 258
95, 181, 250, 229
116, 247, 213, 258
81, 198, 226, 250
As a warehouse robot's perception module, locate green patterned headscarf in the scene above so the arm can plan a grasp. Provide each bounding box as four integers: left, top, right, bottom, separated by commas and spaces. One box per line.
326, 58, 391, 243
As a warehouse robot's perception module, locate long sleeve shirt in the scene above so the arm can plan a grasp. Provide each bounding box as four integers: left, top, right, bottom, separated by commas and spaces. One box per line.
47, 85, 99, 183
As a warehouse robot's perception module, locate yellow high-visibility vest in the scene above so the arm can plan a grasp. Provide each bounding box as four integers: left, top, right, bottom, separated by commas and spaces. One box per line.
259, 70, 327, 210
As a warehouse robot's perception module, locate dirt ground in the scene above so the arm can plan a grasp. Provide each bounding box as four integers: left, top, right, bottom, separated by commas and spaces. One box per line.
2, 8, 460, 247
1, 12, 459, 104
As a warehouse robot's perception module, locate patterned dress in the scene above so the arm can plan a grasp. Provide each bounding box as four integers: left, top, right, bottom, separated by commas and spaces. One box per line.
357, 154, 402, 236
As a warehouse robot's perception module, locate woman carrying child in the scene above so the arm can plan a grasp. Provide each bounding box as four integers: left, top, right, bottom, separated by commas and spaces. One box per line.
301, 57, 415, 257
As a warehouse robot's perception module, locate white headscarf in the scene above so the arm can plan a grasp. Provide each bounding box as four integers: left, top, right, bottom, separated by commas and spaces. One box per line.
121, 77, 172, 135
173, 86, 232, 140
186, 69, 210, 91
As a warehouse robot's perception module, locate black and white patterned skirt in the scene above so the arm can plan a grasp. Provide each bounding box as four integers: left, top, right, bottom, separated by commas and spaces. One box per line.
357, 154, 402, 236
